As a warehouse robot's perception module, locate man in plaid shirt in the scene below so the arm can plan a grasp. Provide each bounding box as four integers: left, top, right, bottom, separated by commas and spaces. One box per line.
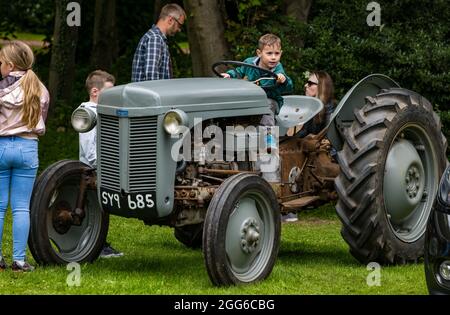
132, 3, 186, 82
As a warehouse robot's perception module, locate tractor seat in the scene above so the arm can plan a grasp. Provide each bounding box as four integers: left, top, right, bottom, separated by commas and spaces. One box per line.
276, 95, 323, 136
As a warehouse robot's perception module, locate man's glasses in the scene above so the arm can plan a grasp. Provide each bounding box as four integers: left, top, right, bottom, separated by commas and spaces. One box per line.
170, 15, 184, 28
306, 80, 318, 87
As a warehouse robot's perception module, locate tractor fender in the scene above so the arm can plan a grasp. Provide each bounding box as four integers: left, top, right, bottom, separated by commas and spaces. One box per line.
327, 74, 400, 151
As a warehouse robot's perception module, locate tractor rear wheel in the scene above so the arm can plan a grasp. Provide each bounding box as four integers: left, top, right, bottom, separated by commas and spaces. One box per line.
335, 88, 447, 264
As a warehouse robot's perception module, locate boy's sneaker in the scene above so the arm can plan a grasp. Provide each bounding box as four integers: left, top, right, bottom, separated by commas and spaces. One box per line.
100, 243, 123, 258
281, 212, 298, 222
11, 261, 35, 272
0, 257, 7, 271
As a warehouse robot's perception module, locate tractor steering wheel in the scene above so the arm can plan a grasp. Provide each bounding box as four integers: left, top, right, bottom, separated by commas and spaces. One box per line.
212, 60, 279, 90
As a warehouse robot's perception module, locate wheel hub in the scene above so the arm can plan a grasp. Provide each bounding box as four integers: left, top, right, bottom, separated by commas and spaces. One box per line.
384, 139, 425, 224
240, 218, 260, 254
52, 200, 74, 234
405, 166, 421, 199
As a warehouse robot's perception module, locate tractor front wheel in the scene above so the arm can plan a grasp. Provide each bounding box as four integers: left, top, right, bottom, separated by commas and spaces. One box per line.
203, 173, 281, 286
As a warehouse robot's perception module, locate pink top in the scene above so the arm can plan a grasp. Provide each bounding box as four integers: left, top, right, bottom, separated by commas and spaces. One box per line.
0, 71, 50, 139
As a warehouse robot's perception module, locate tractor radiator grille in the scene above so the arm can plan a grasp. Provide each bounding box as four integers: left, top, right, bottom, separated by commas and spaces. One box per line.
99, 115, 121, 190
128, 116, 158, 191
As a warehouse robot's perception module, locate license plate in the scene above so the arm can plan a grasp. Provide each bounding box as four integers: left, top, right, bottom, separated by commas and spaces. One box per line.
100, 188, 156, 211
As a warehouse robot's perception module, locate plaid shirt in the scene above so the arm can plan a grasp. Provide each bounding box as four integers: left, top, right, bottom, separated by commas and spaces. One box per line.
131, 25, 171, 82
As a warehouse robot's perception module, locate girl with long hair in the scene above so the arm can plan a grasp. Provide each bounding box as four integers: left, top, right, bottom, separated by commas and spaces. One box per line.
0, 41, 50, 272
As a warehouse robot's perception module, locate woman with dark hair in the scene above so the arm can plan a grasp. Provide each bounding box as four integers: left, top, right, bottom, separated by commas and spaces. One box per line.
299, 70, 335, 137
282, 71, 336, 223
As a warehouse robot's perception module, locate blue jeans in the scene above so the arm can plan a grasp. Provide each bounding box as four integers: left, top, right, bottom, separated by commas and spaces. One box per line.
0, 136, 38, 261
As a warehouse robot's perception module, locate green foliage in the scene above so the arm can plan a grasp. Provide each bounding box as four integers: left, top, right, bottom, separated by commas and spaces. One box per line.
0, 0, 54, 40
234, 0, 264, 22
225, 0, 450, 105
224, 0, 450, 145
38, 120, 79, 173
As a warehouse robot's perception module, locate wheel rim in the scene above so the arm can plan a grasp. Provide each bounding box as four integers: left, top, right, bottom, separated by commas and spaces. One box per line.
46, 173, 103, 261
383, 124, 438, 242
225, 189, 275, 282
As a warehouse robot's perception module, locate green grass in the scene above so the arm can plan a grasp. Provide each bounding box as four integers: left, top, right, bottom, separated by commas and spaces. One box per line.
0, 32, 46, 42
0, 204, 428, 294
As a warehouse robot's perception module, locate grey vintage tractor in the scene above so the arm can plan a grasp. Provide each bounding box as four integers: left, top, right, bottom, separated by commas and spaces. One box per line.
28, 61, 447, 286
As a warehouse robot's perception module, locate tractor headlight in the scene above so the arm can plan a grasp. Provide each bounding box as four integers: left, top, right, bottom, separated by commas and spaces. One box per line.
163, 109, 188, 135
71, 106, 97, 133
436, 165, 450, 213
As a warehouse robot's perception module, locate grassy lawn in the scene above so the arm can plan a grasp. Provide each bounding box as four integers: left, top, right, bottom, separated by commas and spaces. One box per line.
0, 203, 427, 295
0, 32, 46, 41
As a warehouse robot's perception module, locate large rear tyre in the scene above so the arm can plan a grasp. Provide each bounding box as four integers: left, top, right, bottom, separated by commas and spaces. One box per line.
203, 173, 281, 286
335, 88, 447, 264
29, 160, 109, 264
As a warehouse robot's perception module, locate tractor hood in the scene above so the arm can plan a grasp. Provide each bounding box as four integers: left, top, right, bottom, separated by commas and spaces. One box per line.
98, 78, 268, 117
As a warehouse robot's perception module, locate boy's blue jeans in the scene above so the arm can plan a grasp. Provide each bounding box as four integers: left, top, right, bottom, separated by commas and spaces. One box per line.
0, 136, 38, 261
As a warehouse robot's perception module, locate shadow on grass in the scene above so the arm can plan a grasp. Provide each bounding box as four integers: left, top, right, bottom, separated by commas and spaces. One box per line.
93, 251, 204, 275
86, 240, 360, 279
277, 245, 359, 267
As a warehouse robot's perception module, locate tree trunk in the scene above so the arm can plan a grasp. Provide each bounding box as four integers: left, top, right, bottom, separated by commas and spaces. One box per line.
283, 0, 312, 49
91, 0, 118, 71
284, 0, 312, 23
183, 0, 229, 77
283, 0, 312, 23
48, 0, 80, 112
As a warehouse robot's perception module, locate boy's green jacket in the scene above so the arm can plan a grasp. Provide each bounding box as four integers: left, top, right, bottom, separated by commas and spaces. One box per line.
227, 56, 294, 111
